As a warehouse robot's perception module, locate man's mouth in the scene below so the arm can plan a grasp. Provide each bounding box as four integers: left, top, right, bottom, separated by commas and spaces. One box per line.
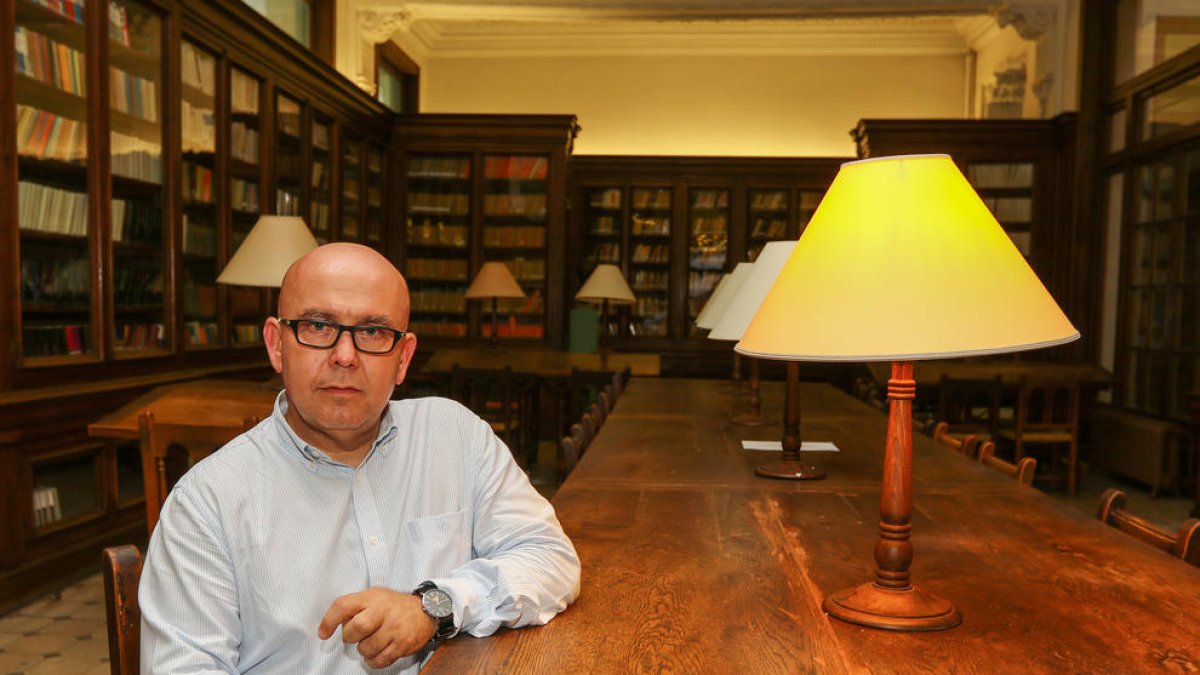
319, 386, 360, 395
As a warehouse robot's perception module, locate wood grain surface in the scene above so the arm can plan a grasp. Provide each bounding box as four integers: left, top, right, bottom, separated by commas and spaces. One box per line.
423, 348, 661, 377
87, 379, 279, 440
425, 378, 1200, 673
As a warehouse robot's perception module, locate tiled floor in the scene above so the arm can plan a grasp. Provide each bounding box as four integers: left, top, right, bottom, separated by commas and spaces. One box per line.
0, 445, 1192, 675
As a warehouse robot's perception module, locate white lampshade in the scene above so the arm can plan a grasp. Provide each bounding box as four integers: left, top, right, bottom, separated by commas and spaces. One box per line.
737, 154, 1079, 361
217, 215, 318, 287
708, 242, 796, 342
576, 264, 635, 305
695, 262, 753, 330
466, 262, 525, 299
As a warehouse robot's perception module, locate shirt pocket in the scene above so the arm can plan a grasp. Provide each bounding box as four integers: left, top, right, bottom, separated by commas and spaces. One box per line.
404, 509, 470, 579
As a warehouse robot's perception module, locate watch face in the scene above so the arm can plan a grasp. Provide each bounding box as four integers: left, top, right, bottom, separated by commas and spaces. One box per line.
422, 589, 454, 619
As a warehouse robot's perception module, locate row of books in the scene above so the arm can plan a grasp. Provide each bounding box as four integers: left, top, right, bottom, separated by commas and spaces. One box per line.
368, 152, 383, 172
687, 270, 723, 298
311, 203, 330, 234
411, 290, 467, 314
184, 320, 220, 346
409, 192, 470, 216
343, 178, 359, 201
312, 161, 329, 190
408, 221, 468, 247
28, 0, 85, 24
182, 162, 213, 203
749, 217, 788, 239
24, 324, 88, 357
111, 131, 162, 183
632, 317, 667, 337
982, 196, 1033, 223
114, 264, 163, 305
408, 320, 468, 338
408, 157, 470, 179
632, 215, 670, 236
114, 322, 166, 350
631, 270, 668, 292
968, 162, 1034, 189
32, 485, 64, 528
312, 123, 330, 151
231, 122, 259, 164
108, 1, 132, 47
111, 197, 162, 244
483, 156, 548, 180
483, 226, 545, 248
181, 99, 215, 154
18, 181, 87, 236
231, 324, 263, 344
278, 110, 301, 138
231, 178, 259, 213
632, 189, 671, 210
15, 105, 87, 163
15, 27, 86, 97
341, 218, 359, 239
750, 190, 788, 211
495, 290, 544, 315
21, 257, 89, 304
691, 215, 728, 233
689, 247, 727, 271
109, 67, 158, 123
183, 283, 217, 316
231, 69, 259, 114
692, 190, 729, 209
507, 259, 545, 283
632, 244, 669, 264
368, 187, 382, 208
181, 41, 216, 97
407, 258, 469, 281
634, 297, 668, 319
181, 215, 216, 257
483, 194, 546, 219
589, 215, 618, 235
587, 244, 620, 265
481, 322, 544, 339
588, 188, 621, 209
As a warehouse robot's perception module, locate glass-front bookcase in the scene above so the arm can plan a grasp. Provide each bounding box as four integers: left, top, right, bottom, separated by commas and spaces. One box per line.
180, 38, 218, 349
341, 135, 361, 241
687, 188, 728, 335
275, 91, 303, 219
365, 145, 385, 248
405, 154, 471, 338
228, 67, 265, 347
630, 188, 672, 338
967, 162, 1035, 259
482, 154, 548, 341
310, 113, 332, 242
15, 0, 95, 362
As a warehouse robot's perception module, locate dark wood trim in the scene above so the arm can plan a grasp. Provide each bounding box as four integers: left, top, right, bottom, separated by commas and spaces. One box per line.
0, 0, 17, 390
310, 0, 334, 66
376, 41, 420, 114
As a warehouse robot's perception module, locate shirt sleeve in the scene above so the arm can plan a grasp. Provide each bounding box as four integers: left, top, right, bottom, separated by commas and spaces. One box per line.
139, 484, 242, 673
429, 413, 581, 637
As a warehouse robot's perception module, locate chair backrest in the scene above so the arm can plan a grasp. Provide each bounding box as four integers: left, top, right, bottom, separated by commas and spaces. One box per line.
1097, 489, 1200, 566
612, 367, 631, 397
577, 414, 596, 448
561, 435, 580, 475
569, 367, 613, 423
1014, 376, 1081, 434
602, 383, 617, 413
138, 411, 254, 534
102, 544, 143, 675
936, 375, 1005, 435
448, 364, 519, 445
978, 441, 1037, 485
932, 422, 981, 459
585, 402, 604, 433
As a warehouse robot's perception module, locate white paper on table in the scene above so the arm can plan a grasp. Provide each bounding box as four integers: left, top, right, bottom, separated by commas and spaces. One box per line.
741, 440, 840, 452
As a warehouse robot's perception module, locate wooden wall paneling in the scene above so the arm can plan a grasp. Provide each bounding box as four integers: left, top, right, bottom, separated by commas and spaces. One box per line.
0, 0, 16, 389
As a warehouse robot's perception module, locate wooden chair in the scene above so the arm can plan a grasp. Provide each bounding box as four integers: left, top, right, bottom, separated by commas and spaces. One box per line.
612, 366, 631, 398
568, 367, 613, 425
935, 375, 1006, 437
978, 440, 1037, 486
1097, 489, 1200, 566
932, 422, 982, 459
138, 411, 256, 535
448, 365, 532, 465
602, 383, 617, 413
575, 416, 595, 450
102, 544, 143, 675
561, 434, 581, 476
993, 376, 1081, 496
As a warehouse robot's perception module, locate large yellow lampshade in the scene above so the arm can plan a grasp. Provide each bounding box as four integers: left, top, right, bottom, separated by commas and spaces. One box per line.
216, 215, 318, 287
737, 154, 1078, 361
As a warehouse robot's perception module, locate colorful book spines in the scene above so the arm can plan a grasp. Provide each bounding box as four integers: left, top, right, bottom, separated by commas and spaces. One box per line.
14, 27, 87, 97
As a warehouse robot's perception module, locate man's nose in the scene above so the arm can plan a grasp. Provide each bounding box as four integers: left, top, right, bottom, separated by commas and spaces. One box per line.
330, 330, 359, 365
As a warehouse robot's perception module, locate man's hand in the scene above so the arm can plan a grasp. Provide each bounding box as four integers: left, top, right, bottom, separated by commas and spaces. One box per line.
317, 587, 437, 668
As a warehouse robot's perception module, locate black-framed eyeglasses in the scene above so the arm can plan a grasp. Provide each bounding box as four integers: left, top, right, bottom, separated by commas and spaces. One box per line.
278, 318, 407, 355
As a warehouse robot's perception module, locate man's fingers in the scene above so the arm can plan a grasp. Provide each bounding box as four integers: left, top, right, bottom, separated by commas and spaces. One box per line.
356, 630, 391, 661
366, 642, 403, 670
317, 593, 367, 640
341, 607, 383, 644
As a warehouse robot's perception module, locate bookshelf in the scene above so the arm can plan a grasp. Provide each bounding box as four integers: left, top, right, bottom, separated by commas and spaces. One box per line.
274, 91, 303, 220
227, 67, 266, 347
393, 115, 577, 347
340, 135, 362, 241
365, 145, 385, 249
180, 39, 218, 349
686, 187, 729, 336
310, 113, 332, 243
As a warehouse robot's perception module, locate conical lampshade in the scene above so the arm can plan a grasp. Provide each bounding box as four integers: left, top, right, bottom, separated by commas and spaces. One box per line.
217, 215, 319, 287
709, 242, 796, 342
695, 262, 753, 330
466, 262, 525, 299
737, 154, 1078, 361
576, 264, 635, 305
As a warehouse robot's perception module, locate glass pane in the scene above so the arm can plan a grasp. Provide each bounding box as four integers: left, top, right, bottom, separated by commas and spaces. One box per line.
747, 188, 788, 262
1127, 287, 1147, 347
630, 188, 671, 338
1187, 218, 1200, 284
1108, 107, 1127, 153
967, 163, 1034, 189
1146, 353, 1168, 412
275, 92, 302, 217
481, 155, 548, 341
341, 136, 361, 241
582, 187, 622, 275
1137, 165, 1155, 224
1149, 289, 1167, 349
687, 188, 729, 335
310, 115, 332, 240
365, 146, 384, 245
1114, 1, 1200, 85
1180, 286, 1198, 349
226, 68, 266, 347
16, 0, 93, 360
1187, 147, 1200, 216
116, 441, 143, 503
32, 451, 100, 528
1152, 222, 1172, 285
180, 42, 217, 349
405, 155, 471, 338
1142, 73, 1200, 141
1124, 350, 1141, 405
797, 190, 822, 235
378, 62, 403, 113
243, 0, 310, 48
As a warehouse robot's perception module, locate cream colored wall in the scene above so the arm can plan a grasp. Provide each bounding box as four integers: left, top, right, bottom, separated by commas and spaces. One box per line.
421, 54, 967, 157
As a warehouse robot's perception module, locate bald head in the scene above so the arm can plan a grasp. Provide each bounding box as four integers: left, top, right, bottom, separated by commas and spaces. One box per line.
279, 243, 410, 326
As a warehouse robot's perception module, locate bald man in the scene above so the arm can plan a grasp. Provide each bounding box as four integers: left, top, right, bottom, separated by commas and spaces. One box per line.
139, 244, 580, 673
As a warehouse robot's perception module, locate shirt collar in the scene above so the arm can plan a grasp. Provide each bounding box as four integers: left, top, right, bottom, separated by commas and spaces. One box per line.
271, 391, 398, 469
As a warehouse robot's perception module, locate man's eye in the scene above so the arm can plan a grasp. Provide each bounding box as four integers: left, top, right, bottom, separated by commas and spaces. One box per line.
358, 327, 383, 338
305, 321, 336, 333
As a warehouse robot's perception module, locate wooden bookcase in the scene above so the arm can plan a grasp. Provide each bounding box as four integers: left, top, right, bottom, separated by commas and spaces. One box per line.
391, 114, 578, 348
0, 0, 391, 613
569, 156, 843, 374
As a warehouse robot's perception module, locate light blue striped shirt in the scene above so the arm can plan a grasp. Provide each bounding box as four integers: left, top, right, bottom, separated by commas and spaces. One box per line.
140, 392, 580, 674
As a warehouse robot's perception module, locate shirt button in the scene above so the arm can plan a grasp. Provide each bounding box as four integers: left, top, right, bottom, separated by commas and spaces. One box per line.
369, 536, 379, 547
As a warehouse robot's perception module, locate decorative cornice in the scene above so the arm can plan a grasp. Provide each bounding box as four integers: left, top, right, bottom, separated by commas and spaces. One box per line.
993, 2, 1056, 40
358, 8, 414, 43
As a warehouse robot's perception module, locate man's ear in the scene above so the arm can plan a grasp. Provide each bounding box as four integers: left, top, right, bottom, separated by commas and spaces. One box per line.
264, 317, 284, 373
394, 333, 418, 386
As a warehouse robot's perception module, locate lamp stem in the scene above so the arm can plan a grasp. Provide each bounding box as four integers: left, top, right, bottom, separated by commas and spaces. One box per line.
732, 352, 744, 391
754, 361, 824, 480
600, 298, 610, 353
731, 358, 773, 426
822, 360, 961, 631
490, 296, 499, 349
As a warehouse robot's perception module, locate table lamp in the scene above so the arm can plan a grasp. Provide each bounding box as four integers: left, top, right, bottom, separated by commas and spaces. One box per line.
216, 215, 319, 287
466, 262, 526, 348
696, 262, 754, 391
575, 264, 635, 352
737, 154, 1078, 631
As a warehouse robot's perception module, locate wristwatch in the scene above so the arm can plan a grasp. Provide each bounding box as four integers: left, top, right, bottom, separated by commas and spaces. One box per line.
412, 582, 456, 647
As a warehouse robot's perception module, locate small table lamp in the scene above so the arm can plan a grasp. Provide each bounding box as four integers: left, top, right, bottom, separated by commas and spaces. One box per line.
466, 262, 526, 348
737, 154, 1079, 631
575, 264, 635, 352
216, 215, 319, 287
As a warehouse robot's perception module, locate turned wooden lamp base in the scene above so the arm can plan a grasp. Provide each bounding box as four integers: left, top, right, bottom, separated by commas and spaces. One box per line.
754, 460, 826, 480
824, 583, 961, 632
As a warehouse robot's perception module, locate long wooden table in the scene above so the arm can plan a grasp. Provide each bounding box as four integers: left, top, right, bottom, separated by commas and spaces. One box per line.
426, 378, 1200, 672
866, 359, 1114, 387
87, 379, 279, 440
422, 347, 661, 378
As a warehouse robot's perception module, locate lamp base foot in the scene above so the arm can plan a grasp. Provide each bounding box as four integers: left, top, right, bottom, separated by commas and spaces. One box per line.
754, 460, 826, 480
823, 582, 961, 632
731, 412, 775, 426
